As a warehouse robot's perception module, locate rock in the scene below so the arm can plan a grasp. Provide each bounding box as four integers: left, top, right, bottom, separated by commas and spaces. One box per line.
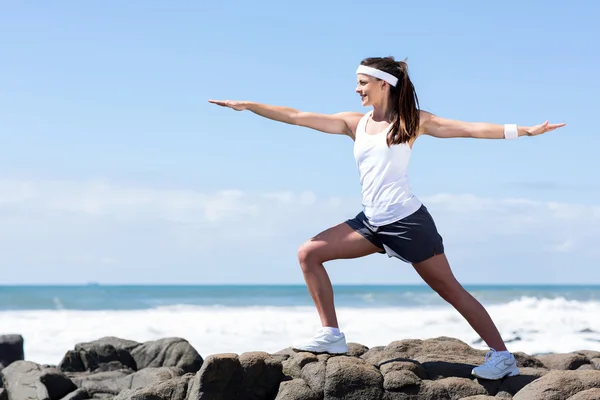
113, 373, 193, 400
186, 352, 283, 400
432, 376, 488, 398
300, 354, 328, 397
58, 336, 203, 376
81, 367, 184, 396
275, 378, 319, 400
574, 350, 600, 360
382, 369, 421, 391
513, 370, 600, 400
384, 377, 489, 400
0, 360, 77, 400
382, 379, 449, 400
379, 359, 428, 380
568, 388, 600, 400
59, 388, 89, 400
237, 351, 284, 400
130, 337, 203, 374
324, 355, 384, 400
187, 353, 243, 400
492, 367, 549, 396
10, 334, 600, 400
512, 352, 547, 369
0, 334, 24, 389
67, 368, 136, 388
58, 337, 138, 372
495, 392, 514, 399
361, 336, 488, 380
536, 353, 590, 370
273, 347, 295, 357
347, 342, 369, 357
51, 336, 202, 400
282, 352, 318, 379
92, 394, 114, 400
0, 335, 24, 369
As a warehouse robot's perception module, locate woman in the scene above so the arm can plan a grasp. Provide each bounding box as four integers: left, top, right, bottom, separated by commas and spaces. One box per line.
208, 56, 565, 380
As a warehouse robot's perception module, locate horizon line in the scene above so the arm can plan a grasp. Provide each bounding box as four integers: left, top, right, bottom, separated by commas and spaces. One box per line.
2, 282, 600, 287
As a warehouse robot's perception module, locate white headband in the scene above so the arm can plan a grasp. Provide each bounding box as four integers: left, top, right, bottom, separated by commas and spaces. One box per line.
356, 65, 398, 87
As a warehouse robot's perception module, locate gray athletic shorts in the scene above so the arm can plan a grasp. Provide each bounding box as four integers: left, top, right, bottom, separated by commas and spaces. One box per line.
345, 204, 444, 264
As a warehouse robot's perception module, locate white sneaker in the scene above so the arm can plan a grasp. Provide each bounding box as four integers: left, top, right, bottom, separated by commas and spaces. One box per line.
471, 349, 520, 380
291, 328, 349, 354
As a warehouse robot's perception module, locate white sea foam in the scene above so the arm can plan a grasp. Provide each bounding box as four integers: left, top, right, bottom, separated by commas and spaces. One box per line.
2, 296, 600, 365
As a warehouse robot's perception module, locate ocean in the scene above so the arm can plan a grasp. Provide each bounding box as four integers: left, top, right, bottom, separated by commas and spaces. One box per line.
2, 284, 600, 365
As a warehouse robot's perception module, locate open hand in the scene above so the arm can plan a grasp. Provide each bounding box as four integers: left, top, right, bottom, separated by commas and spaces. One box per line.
524, 121, 566, 136
208, 99, 247, 111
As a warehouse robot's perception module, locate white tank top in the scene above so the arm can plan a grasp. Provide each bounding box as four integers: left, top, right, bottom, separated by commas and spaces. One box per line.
353, 111, 422, 226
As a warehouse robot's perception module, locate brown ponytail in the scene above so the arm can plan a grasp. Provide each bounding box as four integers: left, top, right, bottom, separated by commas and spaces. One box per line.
359, 57, 420, 146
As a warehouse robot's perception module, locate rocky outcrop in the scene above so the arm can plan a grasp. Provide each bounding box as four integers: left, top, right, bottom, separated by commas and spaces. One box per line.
1, 335, 600, 399
0, 335, 25, 389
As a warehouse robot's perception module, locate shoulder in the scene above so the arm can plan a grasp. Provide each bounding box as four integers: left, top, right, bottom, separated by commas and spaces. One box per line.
404, 110, 436, 146
416, 110, 437, 136
418, 110, 435, 127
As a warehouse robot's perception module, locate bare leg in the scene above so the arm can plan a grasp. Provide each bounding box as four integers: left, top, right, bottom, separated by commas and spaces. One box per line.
412, 253, 508, 351
297, 222, 381, 328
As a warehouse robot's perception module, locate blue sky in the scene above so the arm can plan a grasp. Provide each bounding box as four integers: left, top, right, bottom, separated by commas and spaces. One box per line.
0, 0, 599, 284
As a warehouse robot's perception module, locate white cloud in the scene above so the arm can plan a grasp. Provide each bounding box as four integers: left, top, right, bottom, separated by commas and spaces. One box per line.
0, 179, 598, 284
422, 193, 600, 250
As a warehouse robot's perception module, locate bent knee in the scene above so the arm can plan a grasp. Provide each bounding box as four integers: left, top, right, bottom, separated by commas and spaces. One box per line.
297, 240, 330, 268
297, 241, 316, 266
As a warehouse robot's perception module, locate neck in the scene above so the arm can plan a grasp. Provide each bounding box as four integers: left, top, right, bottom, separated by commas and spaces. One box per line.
371, 99, 393, 122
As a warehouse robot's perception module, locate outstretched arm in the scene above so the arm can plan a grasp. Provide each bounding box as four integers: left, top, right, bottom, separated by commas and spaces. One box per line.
208, 100, 363, 138
418, 111, 566, 139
